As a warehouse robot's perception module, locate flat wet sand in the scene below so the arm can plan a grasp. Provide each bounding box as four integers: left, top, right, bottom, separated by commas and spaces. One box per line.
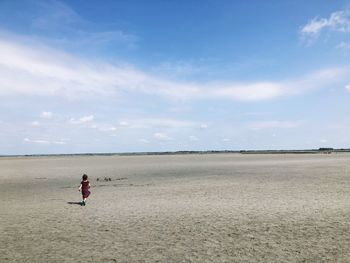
1, 153, 350, 262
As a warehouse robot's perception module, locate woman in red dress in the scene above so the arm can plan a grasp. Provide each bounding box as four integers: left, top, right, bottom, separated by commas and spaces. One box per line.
78, 174, 90, 206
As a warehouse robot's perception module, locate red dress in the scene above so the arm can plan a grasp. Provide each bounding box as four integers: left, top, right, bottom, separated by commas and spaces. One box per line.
81, 180, 90, 198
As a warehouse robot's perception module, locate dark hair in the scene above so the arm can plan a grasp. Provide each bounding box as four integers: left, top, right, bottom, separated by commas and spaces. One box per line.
82, 174, 88, 180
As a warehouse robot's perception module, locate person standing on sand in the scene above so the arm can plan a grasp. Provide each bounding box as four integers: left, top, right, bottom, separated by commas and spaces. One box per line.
78, 174, 91, 206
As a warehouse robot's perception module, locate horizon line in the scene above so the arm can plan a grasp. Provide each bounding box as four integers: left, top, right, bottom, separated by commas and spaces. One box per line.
0, 147, 347, 157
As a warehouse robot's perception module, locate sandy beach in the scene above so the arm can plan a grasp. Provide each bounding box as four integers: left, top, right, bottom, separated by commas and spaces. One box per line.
1, 153, 350, 262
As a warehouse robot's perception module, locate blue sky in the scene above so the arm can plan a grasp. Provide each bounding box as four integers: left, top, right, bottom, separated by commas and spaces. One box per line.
1, 0, 350, 154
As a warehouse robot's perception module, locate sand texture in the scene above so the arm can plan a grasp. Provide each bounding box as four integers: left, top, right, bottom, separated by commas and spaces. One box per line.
1, 153, 350, 262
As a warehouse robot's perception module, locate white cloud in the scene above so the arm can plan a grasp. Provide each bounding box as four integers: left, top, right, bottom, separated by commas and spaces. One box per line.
321, 139, 328, 143
336, 41, 350, 50
24, 137, 66, 145
0, 38, 140, 98
345, 84, 350, 91
200, 124, 208, 129
119, 121, 129, 126
146, 118, 194, 128
249, 120, 304, 130
285, 67, 348, 95
1, 36, 349, 102
207, 82, 283, 101
40, 111, 53, 119
125, 118, 196, 129
30, 121, 40, 126
222, 138, 231, 142
70, 115, 94, 124
24, 138, 49, 144
153, 132, 172, 141
90, 123, 117, 132
98, 126, 117, 132
301, 17, 330, 36
301, 10, 350, 41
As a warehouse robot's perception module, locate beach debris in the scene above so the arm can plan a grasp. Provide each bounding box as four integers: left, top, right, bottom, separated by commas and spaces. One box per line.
103, 177, 112, 182
116, 177, 127, 181
96, 177, 100, 181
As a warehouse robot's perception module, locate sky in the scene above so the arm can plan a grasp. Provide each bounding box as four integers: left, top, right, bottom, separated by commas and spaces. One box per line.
1, 0, 350, 155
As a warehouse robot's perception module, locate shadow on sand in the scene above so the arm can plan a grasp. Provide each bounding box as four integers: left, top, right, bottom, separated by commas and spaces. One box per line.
67, 201, 83, 206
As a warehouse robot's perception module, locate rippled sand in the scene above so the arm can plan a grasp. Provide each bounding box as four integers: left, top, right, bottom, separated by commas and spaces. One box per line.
1, 153, 350, 262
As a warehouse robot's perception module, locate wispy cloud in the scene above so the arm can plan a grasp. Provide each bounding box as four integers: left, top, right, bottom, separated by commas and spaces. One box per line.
122, 118, 197, 129
69, 115, 94, 124
346, 84, 350, 91
300, 10, 350, 42
5, 0, 139, 51
119, 121, 129, 127
24, 138, 49, 144
249, 120, 304, 130
30, 121, 40, 126
336, 41, 350, 49
153, 132, 172, 141
40, 111, 53, 119
24, 137, 65, 145
97, 126, 117, 132
1, 36, 349, 102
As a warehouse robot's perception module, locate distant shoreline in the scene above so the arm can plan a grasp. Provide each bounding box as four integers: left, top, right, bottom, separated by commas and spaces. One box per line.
1, 148, 349, 158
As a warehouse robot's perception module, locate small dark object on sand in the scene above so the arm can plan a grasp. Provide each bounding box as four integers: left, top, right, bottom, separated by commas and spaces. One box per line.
103, 177, 112, 182
96, 178, 100, 181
